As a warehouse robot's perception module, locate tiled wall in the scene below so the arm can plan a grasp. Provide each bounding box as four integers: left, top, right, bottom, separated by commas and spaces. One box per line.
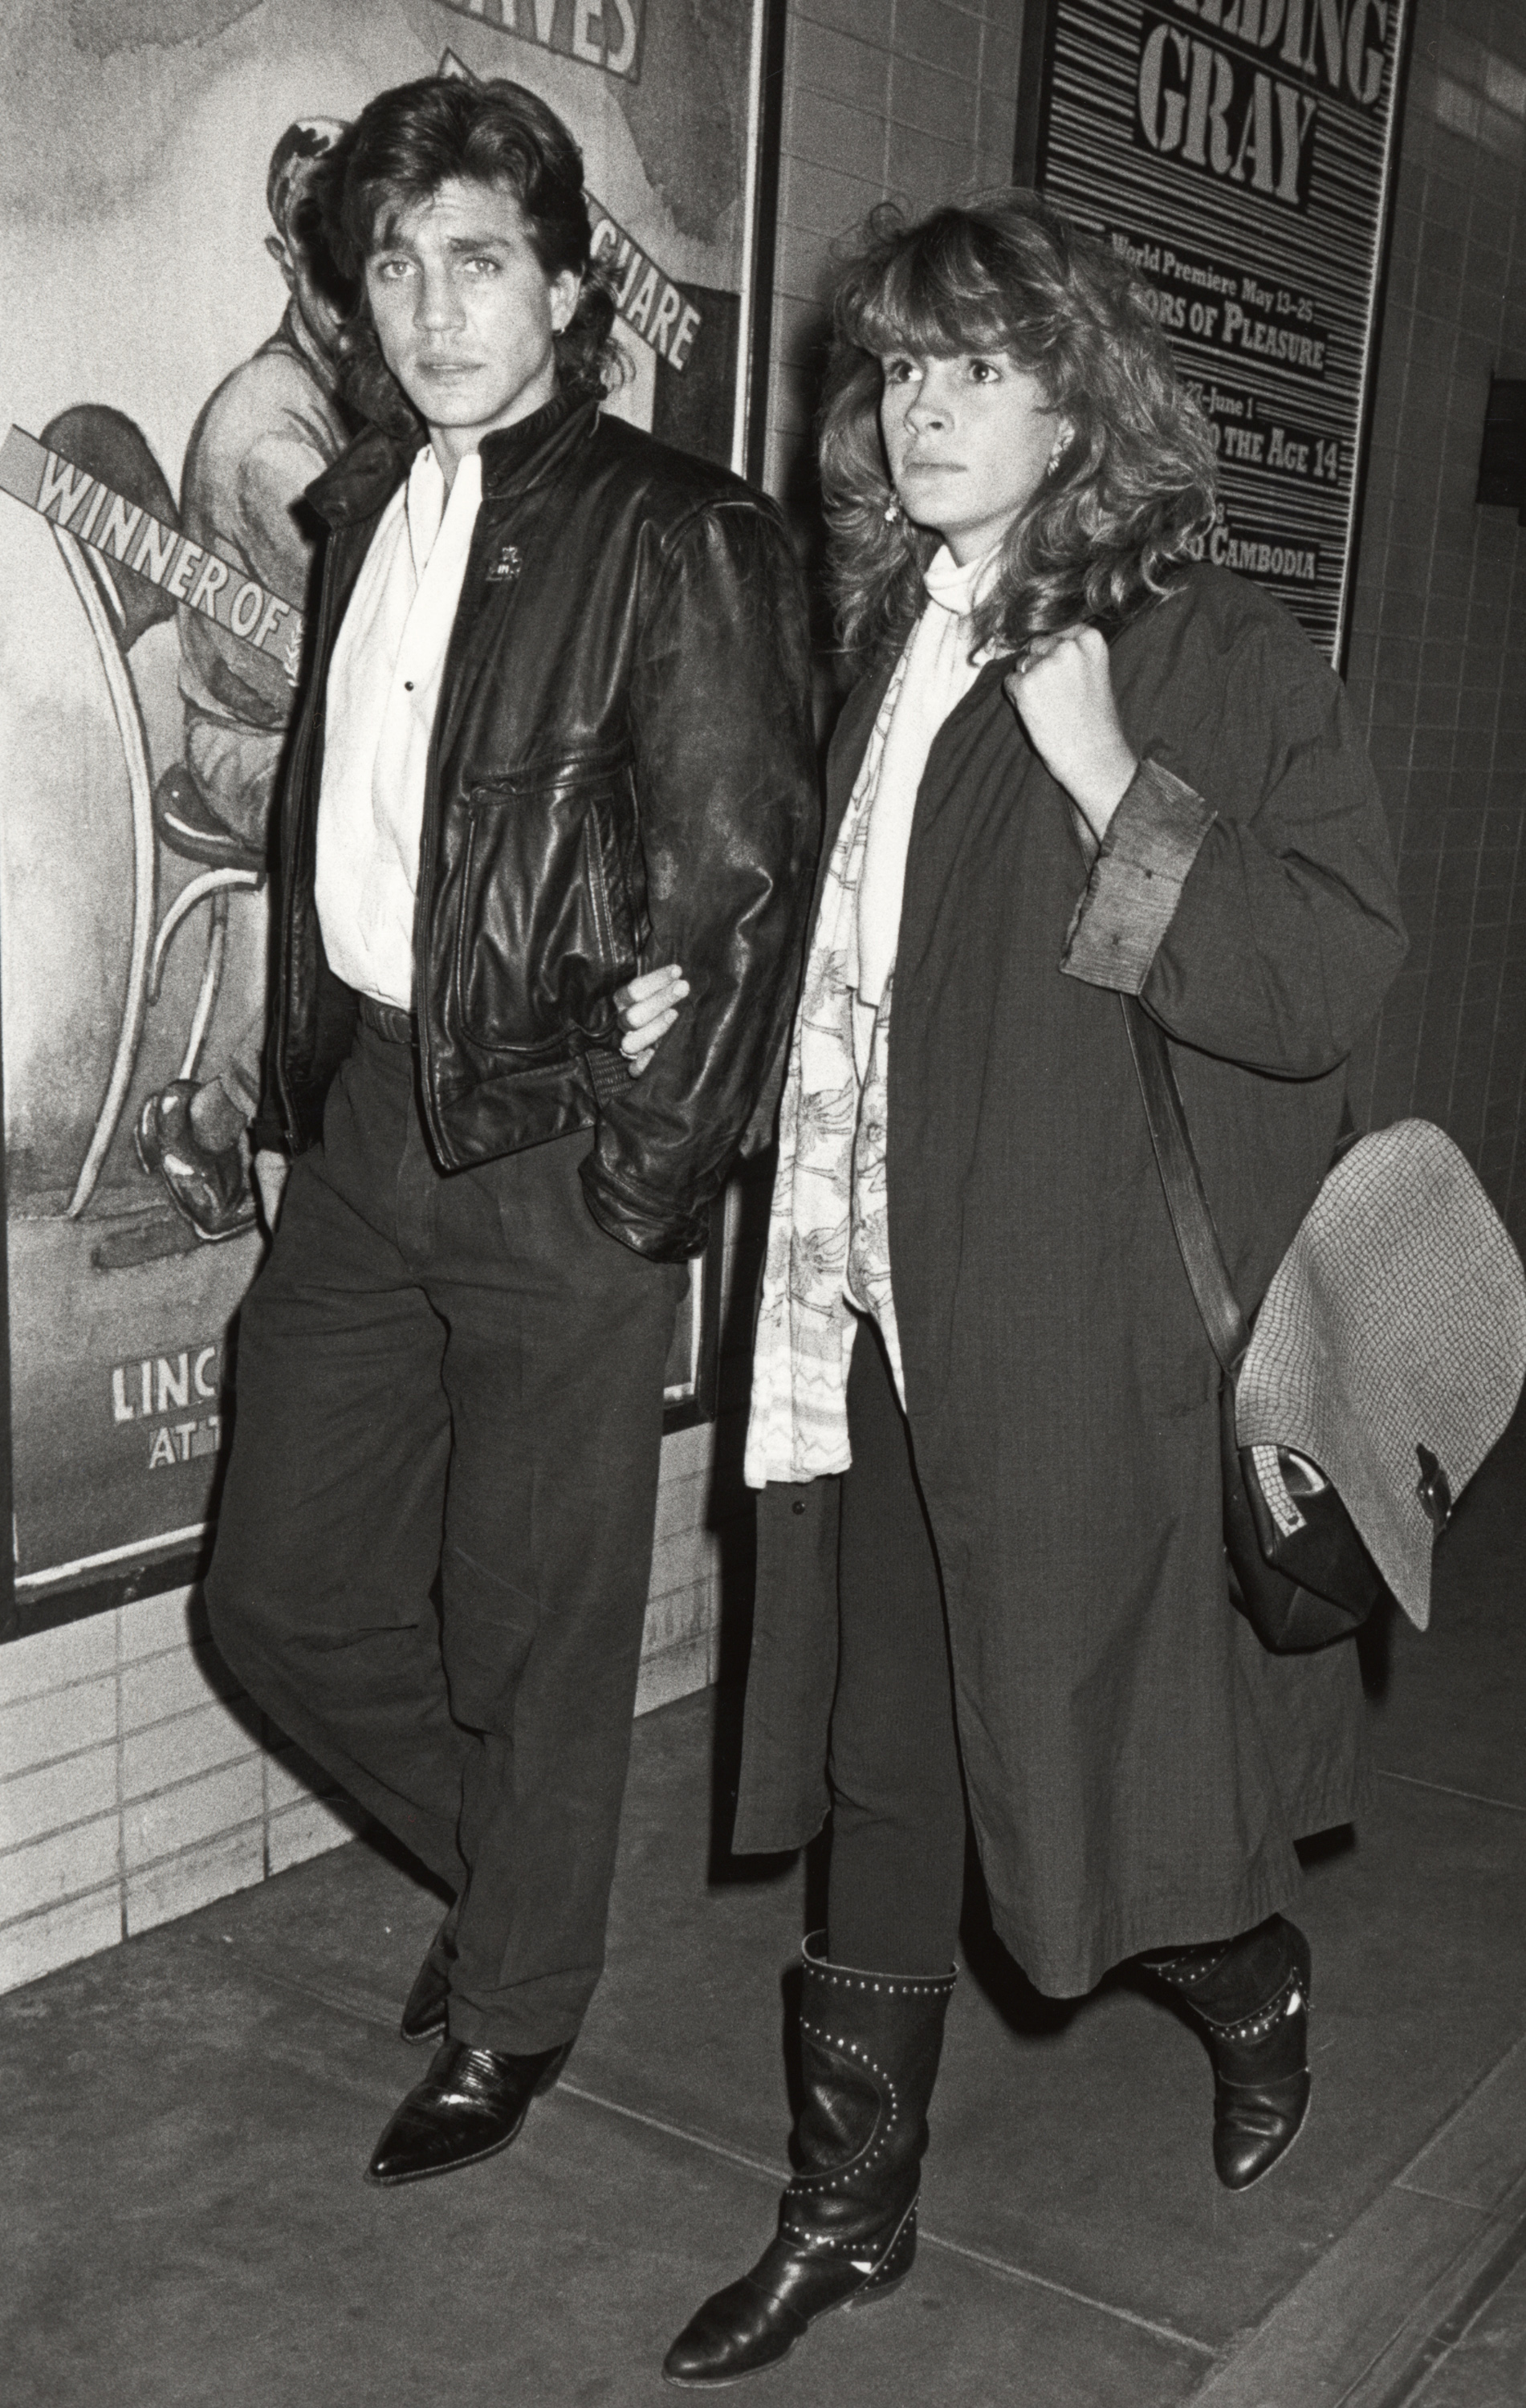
1343, 0, 1526, 1237
763, 0, 1023, 506
0, 1590, 360, 1991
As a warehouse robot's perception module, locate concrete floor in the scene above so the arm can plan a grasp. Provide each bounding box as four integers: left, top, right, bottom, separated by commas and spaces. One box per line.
6, 1418, 1526, 2407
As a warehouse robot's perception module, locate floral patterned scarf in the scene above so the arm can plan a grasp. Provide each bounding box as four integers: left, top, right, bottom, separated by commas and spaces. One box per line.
746, 547, 995, 1489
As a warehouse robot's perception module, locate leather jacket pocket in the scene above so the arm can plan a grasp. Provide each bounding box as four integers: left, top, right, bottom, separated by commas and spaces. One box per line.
453, 756, 644, 1054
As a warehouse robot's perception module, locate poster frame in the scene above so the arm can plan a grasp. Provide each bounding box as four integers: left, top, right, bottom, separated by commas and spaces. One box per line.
0, 0, 787, 1646
1011, 0, 1417, 676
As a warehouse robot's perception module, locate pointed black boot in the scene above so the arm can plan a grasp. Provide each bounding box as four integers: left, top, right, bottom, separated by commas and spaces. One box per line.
1146, 1914, 1312, 2190
365, 2038, 572, 2185
662, 1935, 955, 2388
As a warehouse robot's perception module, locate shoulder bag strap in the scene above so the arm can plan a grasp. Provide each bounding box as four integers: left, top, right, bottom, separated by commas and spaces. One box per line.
1119, 994, 1249, 1377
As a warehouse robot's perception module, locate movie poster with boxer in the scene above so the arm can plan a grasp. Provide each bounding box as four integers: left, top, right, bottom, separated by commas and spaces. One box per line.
1017, 0, 1413, 664
0, 0, 778, 1637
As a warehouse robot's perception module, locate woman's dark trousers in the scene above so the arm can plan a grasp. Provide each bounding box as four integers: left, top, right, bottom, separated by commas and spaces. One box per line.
205, 1015, 684, 2055
665, 1327, 965, 2384
828, 1315, 1311, 2191
827, 1319, 967, 1976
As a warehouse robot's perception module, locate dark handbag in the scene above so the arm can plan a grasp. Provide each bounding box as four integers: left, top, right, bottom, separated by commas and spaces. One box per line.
1121, 997, 1390, 1652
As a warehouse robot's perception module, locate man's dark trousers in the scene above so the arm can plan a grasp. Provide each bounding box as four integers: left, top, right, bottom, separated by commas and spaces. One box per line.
206, 1007, 686, 2053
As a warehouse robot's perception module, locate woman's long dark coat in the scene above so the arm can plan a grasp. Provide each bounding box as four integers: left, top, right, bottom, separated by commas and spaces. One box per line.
732, 565, 1407, 1997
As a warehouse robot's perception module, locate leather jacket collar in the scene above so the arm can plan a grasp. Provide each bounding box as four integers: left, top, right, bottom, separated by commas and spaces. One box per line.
307, 384, 600, 528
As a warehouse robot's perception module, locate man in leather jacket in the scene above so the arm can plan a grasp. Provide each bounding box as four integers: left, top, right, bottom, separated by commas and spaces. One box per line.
205, 75, 816, 2189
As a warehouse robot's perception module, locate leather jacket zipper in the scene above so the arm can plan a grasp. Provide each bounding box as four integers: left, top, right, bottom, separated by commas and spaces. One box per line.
583, 815, 620, 973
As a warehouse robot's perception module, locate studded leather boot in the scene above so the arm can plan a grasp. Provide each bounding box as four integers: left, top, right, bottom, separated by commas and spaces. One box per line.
662, 1934, 956, 2387
1145, 1914, 1312, 2190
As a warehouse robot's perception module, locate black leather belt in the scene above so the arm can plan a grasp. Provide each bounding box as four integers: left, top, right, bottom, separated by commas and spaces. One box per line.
357, 994, 418, 1045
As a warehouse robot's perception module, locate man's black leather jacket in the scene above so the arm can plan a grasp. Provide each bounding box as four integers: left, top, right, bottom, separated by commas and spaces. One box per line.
267, 388, 818, 1261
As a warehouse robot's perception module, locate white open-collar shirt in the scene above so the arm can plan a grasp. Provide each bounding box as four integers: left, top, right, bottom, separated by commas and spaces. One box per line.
314, 443, 484, 1008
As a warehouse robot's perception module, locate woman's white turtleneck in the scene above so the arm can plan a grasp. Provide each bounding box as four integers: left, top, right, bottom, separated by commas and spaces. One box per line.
855, 542, 998, 1016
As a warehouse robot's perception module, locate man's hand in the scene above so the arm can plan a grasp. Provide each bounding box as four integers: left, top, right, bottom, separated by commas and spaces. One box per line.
1003, 625, 1139, 844
254, 1148, 289, 1235
615, 964, 688, 1076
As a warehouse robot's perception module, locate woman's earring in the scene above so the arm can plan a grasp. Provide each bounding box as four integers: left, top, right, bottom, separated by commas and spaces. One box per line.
883, 490, 903, 526
1046, 428, 1072, 476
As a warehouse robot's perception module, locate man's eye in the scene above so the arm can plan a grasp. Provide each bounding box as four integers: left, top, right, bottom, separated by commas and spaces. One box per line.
462, 255, 499, 276
373, 258, 409, 281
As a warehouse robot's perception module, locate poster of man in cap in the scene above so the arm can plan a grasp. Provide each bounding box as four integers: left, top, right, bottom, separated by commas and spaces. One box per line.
0, 0, 774, 1630
133, 116, 354, 1249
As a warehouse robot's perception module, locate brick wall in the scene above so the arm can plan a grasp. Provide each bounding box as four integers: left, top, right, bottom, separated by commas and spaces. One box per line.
1344, 0, 1526, 1238
763, 0, 1023, 507
0, 1591, 360, 1991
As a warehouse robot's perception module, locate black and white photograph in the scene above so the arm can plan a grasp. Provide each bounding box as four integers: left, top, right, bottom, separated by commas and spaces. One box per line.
3, 2, 1526, 2403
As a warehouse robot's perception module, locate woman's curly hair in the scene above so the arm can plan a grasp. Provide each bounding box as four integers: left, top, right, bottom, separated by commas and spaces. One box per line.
317, 75, 621, 441
821, 192, 1217, 664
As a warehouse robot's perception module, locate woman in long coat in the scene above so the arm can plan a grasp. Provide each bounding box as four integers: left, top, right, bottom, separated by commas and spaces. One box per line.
637, 194, 1406, 2389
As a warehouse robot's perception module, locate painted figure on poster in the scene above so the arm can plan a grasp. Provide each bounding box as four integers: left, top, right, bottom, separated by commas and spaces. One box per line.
204, 74, 816, 2189
135, 119, 354, 1244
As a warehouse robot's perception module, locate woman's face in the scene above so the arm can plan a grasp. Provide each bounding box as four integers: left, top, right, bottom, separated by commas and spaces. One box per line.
879, 348, 1066, 566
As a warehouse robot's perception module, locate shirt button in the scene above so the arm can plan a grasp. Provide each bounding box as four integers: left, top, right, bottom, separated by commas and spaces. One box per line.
791, 1499, 807, 1515
404, 680, 414, 692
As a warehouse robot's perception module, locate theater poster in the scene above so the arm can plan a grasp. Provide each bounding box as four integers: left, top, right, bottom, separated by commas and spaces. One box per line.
0, 0, 783, 1638
1016, 0, 1414, 663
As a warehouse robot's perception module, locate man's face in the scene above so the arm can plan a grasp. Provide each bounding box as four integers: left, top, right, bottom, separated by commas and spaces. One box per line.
364, 178, 580, 464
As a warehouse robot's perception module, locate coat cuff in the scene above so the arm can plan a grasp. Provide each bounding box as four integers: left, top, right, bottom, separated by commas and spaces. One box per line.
1060, 758, 1215, 995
